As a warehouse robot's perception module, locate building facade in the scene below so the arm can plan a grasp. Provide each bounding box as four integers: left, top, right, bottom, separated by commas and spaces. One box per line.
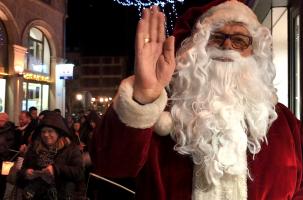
66, 53, 128, 115
0, 0, 67, 122
251, 0, 301, 119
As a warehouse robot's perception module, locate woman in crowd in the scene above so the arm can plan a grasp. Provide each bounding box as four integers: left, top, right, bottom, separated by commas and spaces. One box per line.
17, 111, 84, 200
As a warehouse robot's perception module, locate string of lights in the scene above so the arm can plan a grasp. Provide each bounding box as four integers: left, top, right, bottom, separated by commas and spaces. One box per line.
113, 0, 185, 34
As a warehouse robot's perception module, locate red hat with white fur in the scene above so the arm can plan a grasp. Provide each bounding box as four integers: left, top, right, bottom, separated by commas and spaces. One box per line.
173, 0, 260, 50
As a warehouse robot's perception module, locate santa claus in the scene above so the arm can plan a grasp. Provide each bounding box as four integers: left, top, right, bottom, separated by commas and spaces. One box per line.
91, 0, 302, 199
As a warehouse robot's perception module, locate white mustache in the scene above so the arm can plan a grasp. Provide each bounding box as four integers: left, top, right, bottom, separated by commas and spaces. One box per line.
206, 47, 244, 61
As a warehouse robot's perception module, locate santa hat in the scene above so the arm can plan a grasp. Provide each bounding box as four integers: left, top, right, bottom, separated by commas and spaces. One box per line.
173, 0, 260, 49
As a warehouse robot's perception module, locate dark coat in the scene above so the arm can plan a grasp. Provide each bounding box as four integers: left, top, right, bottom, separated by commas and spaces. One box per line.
0, 121, 16, 150
18, 143, 84, 200
15, 120, 37, 147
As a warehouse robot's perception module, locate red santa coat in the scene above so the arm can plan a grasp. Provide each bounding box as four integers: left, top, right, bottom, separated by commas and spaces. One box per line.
91, 103, 303, 200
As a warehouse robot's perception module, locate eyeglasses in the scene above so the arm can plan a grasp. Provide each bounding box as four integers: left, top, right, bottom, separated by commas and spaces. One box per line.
209, 32, 253, 50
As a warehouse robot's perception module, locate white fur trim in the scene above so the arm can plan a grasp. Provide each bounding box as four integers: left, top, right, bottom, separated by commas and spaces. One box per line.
199, 0, 261, 31
154, 111, 173, 136
192, 154, 248, 200
193, 173, 247, 200
113, 76, 168, 129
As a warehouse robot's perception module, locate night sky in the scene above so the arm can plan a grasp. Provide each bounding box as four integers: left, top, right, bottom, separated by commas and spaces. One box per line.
66, 0, 214, 57
66, 0, 136, 56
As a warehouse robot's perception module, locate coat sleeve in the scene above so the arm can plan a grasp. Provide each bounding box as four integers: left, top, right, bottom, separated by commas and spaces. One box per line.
90, 76, 168, 178
90, 106, 154, 178
53, 146, 84, 182
277, 103, 303, 200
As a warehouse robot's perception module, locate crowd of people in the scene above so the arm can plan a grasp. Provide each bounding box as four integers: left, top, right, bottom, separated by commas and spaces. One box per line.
0, 107, 101, 200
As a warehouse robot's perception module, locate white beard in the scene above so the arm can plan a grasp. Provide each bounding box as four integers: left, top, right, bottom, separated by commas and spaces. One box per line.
170, 47, 277, 187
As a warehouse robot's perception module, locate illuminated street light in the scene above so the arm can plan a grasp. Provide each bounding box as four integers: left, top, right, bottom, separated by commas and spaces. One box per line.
76, 94, 83, 101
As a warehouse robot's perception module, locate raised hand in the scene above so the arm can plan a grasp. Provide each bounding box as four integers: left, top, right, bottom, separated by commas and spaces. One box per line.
133, 6, 175, 104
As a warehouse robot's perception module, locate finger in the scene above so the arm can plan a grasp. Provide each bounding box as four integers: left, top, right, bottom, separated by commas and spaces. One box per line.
163, 36, 175, 64
158, 36, 176, 83
157, 12, 166, 43
136, 8, 150, 51
150, 6, 159, 43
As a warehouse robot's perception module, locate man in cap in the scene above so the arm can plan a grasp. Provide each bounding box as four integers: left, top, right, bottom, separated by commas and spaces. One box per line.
91, 1, 302, 199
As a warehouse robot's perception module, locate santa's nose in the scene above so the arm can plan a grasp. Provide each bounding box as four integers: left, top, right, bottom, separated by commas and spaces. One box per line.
220, 38, 233, 50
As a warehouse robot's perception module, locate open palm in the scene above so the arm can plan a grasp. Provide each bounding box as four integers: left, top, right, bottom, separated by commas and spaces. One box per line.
133, 6, 175, 104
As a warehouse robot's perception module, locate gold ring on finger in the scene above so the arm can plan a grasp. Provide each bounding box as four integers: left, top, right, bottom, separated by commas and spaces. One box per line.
144, 37, 151, 44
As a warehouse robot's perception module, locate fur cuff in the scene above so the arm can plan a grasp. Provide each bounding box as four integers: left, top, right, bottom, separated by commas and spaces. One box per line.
113, 76, 168, 129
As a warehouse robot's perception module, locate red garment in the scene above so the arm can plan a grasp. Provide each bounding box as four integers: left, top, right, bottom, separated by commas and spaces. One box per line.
91, 103, 303, 200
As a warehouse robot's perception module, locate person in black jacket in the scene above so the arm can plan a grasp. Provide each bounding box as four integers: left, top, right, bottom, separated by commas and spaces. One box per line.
0, 113, 16, 199
17, 111, 84, 200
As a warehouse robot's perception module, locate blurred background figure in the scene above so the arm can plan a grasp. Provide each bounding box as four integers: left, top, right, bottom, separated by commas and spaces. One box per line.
15, 111, 37, 155
28, 107, 38, 121
0, 112, 16, 199
65, 115, 74, 131
53, 109, 62, 116
28, 107, 39, 129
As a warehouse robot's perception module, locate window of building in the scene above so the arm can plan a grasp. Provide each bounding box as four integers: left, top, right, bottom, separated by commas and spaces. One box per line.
0, 79, 6, 112
0, 20, 8, 72
271, 7, 288, 107
102, 66, 122, 75
80, 78, 100, 87
263, 6, 301, 119
26, 27, 51, 74
294, 15, 300, 118
81, 67, 100, 75
22, 82, 49, 112
101, 78, 121, 87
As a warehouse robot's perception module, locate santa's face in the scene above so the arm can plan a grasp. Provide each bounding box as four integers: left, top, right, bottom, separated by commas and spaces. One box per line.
207, 23, 253, 58
171, 21, 277, 186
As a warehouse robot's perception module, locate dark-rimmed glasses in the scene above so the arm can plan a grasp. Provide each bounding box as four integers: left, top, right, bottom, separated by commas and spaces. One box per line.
209, 32, 253, 50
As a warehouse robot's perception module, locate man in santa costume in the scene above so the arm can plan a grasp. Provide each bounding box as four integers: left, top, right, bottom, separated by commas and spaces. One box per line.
91, 0, 303, 199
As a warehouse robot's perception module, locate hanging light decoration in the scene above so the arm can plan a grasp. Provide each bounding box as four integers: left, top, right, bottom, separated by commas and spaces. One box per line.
113, 0, 185, 34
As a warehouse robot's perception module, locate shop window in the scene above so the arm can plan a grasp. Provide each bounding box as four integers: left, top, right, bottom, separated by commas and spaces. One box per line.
42, 84, 49, 111
263, 7, 300, 118
294, 15, 300, 118
271, 7, 288, 107
22, 82, 49, 112
26, 27, 51, 74
0, 79, 6, 112
0, 20, 8, 72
